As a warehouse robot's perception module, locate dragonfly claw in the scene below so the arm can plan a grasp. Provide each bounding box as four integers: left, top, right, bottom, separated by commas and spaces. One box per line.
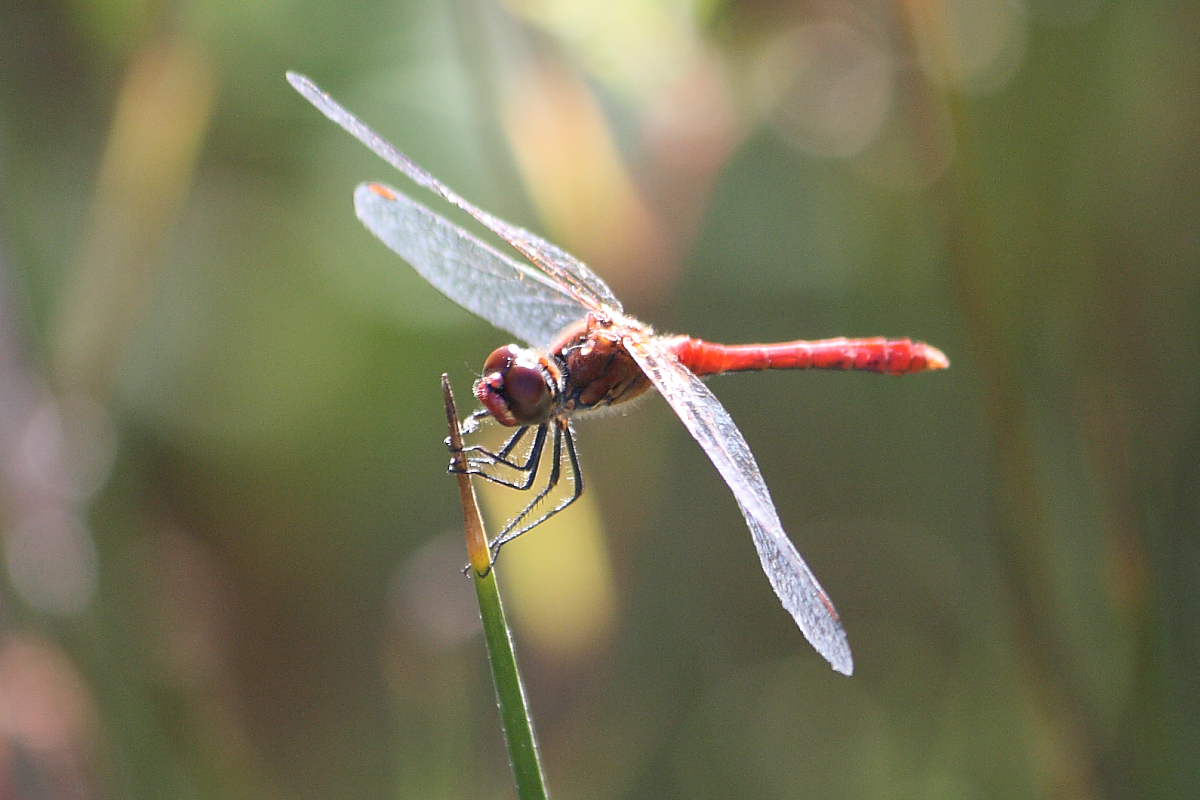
461, 412, 485, 436
460, 558, 495, 578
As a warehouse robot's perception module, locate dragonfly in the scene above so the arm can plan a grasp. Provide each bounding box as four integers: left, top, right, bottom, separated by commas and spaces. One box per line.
288, 72, 948, 676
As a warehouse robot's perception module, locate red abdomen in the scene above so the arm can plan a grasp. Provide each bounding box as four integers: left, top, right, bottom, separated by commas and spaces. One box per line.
670, 336, 949, 377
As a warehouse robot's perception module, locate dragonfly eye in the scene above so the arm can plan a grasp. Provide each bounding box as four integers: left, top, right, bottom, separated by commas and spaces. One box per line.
482, 346, 516, 376
476, 345, 553, 426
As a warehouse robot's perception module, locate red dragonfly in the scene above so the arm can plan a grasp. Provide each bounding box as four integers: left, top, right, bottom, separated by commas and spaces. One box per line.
288, 73, 948, 675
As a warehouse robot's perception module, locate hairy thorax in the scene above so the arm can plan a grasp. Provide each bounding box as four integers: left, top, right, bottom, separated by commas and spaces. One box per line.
552, 312, 656, 416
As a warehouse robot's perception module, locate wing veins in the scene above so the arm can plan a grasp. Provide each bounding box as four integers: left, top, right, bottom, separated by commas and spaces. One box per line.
625, 338, 854, 675
287, 72, 621, 315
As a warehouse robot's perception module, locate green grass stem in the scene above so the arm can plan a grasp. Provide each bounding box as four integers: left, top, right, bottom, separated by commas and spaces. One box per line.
442, 375, 549, 800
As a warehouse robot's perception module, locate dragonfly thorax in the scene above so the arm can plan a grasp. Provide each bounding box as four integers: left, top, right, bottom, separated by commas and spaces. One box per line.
551, 317, 655, 415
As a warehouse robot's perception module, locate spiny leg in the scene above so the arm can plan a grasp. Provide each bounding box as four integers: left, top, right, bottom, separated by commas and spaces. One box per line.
490, 423, 563, 552
449, 408, 536, 469
452, 422, 549, 577
474, 424, 530, 463
489, 419, 584, 558
449, 416, 529, 465
459, 407, 490, 435
450, 424, 549, 491
459, 424, 529, 468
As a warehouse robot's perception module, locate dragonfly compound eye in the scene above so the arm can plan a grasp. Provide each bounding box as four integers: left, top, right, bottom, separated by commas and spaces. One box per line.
481, 345, 516, 376
475, 345, 553, 426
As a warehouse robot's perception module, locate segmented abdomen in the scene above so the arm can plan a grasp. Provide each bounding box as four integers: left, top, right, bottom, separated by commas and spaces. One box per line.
670, 336, 949, 376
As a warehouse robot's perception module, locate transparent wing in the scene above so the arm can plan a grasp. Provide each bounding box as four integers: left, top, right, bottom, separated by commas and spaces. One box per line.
288, 72, 622, 315
625, 336, 854, 675
355, 183, 588, 347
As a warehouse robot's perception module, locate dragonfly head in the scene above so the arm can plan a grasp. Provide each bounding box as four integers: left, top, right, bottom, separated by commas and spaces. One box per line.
475, 345, 556, 427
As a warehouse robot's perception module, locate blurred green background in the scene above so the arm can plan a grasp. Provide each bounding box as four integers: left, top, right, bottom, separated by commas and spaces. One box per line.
1, 1, 1196, 798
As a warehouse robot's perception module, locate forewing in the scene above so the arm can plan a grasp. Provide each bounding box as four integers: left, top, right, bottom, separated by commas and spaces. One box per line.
356, 183, 587, 347
626, 337, 854, 675
288, 72, 622, 314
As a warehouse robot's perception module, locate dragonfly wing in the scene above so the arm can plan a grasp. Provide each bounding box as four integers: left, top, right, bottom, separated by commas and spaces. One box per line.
626, 337, 854, 676
289, 72, 622, 314
356, 183, 588, 347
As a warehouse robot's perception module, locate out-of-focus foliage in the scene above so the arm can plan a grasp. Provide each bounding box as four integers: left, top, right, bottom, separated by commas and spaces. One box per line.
1, 1, 1195, 797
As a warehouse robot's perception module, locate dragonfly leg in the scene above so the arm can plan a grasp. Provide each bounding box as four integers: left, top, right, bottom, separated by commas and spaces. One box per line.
490, 424, 563, 551
459, 407, 490, 436
489, 419, 584, 559
454, 424, 531, 467
446, 409, 527, 467
450, 424, 548, 490
457, 426, 559, 576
